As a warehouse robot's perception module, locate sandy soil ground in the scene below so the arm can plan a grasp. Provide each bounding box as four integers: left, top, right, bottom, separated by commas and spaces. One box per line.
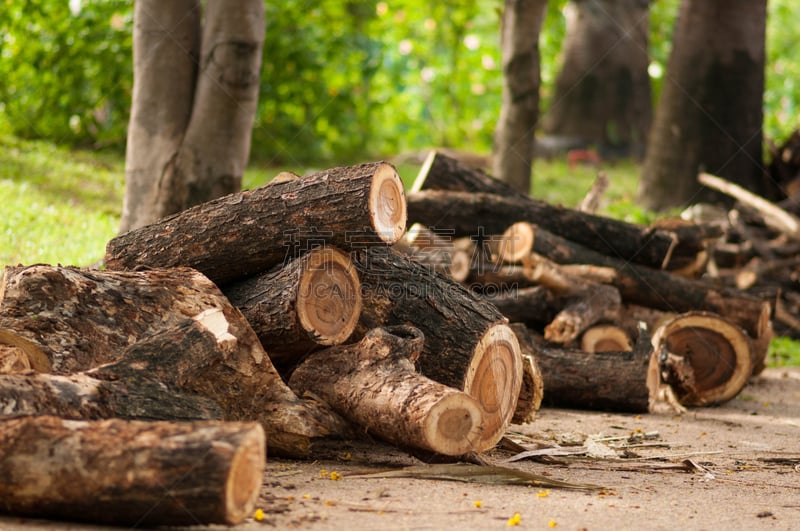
1, 367, 798, 531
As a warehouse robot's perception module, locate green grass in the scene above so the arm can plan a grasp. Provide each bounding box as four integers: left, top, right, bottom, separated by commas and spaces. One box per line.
1, 136, 799, 367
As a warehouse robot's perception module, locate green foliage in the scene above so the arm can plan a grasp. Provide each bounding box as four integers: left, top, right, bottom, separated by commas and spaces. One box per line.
767, 336, 800, 367
0, 0, 132, 148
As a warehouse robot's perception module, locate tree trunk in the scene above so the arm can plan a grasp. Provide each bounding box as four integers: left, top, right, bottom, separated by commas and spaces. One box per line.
120, 0, 265, 232
107, 162, 407, 285
223, 246, 362, 364
492, 0, 548, 194
354, 247, 522, 450
543, 0, 652, 159
638, 0, 772, 210
0, 416, 264, 526
289, 326, 485, 456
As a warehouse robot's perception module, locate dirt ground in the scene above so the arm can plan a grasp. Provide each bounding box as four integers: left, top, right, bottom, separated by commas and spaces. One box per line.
1, 367, 798, 531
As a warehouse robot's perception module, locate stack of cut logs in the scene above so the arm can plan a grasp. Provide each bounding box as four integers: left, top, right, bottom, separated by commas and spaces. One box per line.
0, 154, 779, 526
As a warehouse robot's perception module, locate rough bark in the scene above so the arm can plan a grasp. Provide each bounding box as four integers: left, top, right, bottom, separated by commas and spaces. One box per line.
120, 0, 200, 232
120, 0, 265, 232
224, 246, 362, 363
0, 416, 264, 526
509, 323, 544, 424
492, 0, 548, 194
639, 0, 772, 209
289, 326, 485, 456
108, 162, 407, 285
543, 0, 652, 158
544, 283, 622, 344
354, 247, 522, 450
651, 312, 754, 406
0, 265, 346, 456
520, 323, 656, 413
411, 149, 522, 196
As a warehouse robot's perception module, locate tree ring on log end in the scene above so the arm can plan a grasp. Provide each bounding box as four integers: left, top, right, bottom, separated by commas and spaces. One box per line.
498, 222, 535, 264
369, 164, 407, 244
463, 323, 522, 447
651, 312, 752, 406
224, 424, 266, 525
0, 330, 51, 372
581, 325, 632, 353
297, 247, 362, 345
425, 394, 484, 456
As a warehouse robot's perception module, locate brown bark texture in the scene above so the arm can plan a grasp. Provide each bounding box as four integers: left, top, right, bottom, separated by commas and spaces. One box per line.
354, 247, 522, 449
0, 416, 264, 526
289, 326, 485, 455
492, 0, 548, 194
108, 162, 407, 285
639, 0, 772, 209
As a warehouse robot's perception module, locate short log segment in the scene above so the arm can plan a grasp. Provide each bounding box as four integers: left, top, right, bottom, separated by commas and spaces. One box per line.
0, 416, 264, 526
520, 323, 657, 413
651, 312, 753, 406
354, 247, 522, 449
581, 325, 633, 353
289, 326, 485, 455
224, 246, 362, 363
508, 324, 544, 424
105, 162, 407, 285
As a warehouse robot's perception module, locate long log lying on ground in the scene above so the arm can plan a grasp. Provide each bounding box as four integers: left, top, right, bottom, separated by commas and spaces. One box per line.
224, 246, 362, 363
410, 149, 523, 196
105, 162, 407, 285
289, 326, 485, 455
650, 312, 753, 407
515, 323, 656, 413
407, 190, 681, 269
354, 247, 522, 450
0, 416, 264, 526
0, 265, 346, 456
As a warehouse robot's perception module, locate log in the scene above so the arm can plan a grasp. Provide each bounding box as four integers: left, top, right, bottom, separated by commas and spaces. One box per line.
651, 312, 754, 406
410, 149, 522, 196
223, 246, 362, 363
289, 326, 485, 455
508, 324, 544, 424
0, 265, 249, 373
544, 282, 621, 345
106, 162, 407, 285
354, 247, 522, 449
0, 416, 264, 526
481, 286, 557, 325
519, 323, 656, 413
0, 372, 224, 421
394, 225, 467, 281
407, 190, 680, 269
489, 222, 536, 264
0, 265, 346, 456
581, 325, 633, 353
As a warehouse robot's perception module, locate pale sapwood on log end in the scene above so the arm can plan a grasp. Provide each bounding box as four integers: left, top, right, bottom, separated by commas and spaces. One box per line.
581, 325, 632, 353
370, 163, 407, 244
494, 222, 536, 264
650, 312, 753, 407
0, 339, 36, 373
449, 249, 472, 282
463, 323, 523, 448
297, 247, 362, 346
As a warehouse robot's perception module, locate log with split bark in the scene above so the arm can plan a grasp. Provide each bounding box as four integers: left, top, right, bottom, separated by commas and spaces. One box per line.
354, 246, 522, 450
0, 416, 264, 526
105, 161, 407, 285
289, 326, 485, 455
0, 265, 346, 457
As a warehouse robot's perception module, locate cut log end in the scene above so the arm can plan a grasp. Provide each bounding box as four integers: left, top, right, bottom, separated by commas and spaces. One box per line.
0, 329, 51, 372
496, 222, 535, 264
224, 426, 267, 525
425, 394, 484, 456
463, 323, 522, 447
581, 325, 632, 353
370, 164, 407, 244
651, 312, 753, 406
297, 247, 362, 345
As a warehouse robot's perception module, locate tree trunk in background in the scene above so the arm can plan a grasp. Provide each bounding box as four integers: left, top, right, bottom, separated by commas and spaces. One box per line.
638, 0, 771, 211
120, 0, 265, 233
492, 0, 548, 195
543, 0, 652, 159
